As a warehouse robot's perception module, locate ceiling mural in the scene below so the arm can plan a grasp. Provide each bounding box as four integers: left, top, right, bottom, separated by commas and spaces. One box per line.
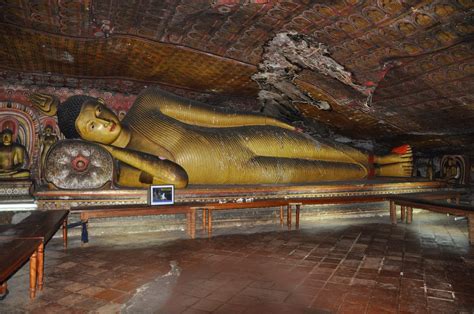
0, 24, 258, 95
0, 0, 472, 155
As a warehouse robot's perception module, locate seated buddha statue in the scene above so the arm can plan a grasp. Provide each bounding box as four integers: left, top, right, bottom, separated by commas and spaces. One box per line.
30, 88, 412, 188
0, 128, 30, 179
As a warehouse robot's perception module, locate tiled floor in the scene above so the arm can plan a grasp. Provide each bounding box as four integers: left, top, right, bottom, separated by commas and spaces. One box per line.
1, 211, 474, 313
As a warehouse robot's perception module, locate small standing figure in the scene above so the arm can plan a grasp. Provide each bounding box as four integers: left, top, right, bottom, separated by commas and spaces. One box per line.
0, 128, 29, 179
40, 125, 58, 176
427, 159, 434, 181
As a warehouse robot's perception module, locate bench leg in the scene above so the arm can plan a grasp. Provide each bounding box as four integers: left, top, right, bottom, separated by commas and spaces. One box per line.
202, 209, 207, 231
37, 242, 45, 291
63, 218, 68, 249
29, 249, 38, 299
186, 210, 196, 239
400, 206, 406, 223
0, 282, 8, 300
186, 213, 191, 237
468, 214, 474, 245
390, 201, 397, 224
296, 205, 300, 229
191, 209, 196, 239
280, 206, 284, 226
208, 209, 213, 236
406, 207, 413, 224
287, 205, 292, 229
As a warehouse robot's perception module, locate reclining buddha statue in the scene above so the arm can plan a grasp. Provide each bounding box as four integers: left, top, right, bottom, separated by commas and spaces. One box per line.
30, 88, 412, 188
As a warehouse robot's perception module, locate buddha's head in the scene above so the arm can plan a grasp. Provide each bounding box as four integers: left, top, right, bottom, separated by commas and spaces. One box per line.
57, 96, 122, 144
1, 129, 13, 146
44, 125, 53, 136
75, 99, 122, 144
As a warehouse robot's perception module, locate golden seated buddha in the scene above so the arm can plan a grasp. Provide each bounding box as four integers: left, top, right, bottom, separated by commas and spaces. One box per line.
0, 129, 30, 179
30, 88, 412, 188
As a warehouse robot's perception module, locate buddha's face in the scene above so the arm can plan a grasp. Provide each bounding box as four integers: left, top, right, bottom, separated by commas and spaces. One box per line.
75, 100, 122, 144
45, 126, 52, 136
2, 132, 12, 146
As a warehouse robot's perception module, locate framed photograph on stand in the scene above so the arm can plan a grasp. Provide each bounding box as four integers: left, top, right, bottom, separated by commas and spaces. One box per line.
150, 185, 174, 205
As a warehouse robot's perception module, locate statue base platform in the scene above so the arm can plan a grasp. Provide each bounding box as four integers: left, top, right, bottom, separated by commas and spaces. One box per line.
34, 178, 463, 210
0, 180, 36, 211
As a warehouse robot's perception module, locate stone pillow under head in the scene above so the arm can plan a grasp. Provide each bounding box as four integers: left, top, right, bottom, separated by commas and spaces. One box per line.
45, 139, 114, 190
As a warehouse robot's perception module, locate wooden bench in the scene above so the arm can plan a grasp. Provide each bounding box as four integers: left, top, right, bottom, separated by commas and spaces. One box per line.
388, 196, 474, 244
387, 191, 463, 224
0, 210, 69, 300
196, 199, 289, 235
288, 195, 386, 225
0, 210, 69, 246
198, 195, 387, 235
71, 204, 198, 243
0, 239, 42, 300
69, 191, 466, 241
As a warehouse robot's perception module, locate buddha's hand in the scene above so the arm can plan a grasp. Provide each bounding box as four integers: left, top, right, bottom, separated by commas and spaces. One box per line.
98, 144, 189, 188
29, 93, 59, 116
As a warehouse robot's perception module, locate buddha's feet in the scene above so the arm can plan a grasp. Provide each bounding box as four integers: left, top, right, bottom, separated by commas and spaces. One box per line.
377, 162, 413, 177
373, 145, 413, 177
375, 144, 413, 165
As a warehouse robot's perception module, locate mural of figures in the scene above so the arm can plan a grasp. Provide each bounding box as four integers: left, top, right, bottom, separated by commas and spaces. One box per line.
31, 88, 413, 189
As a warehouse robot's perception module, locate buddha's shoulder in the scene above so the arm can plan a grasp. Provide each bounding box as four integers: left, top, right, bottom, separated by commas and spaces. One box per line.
135, 87, 172, 102
12, 144, 26, 151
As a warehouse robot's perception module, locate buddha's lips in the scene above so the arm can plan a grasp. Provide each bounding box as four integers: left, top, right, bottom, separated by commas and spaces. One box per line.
110, 122, 116, 132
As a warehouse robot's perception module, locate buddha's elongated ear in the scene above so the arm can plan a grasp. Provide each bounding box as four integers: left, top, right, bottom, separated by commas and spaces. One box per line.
29, 93, 59, 117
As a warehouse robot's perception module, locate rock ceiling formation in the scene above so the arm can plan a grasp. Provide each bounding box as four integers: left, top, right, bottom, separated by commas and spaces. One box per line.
0, 0, 473, 155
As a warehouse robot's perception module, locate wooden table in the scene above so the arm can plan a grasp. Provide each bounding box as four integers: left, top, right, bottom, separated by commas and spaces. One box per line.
388, 191, 463, 225
388, 196, 474, 244
0, 210, 69, 246
0, 210, 69, 299
194, 199, 289, 236
0, 239, 42, 299
286, 196, 386, 228
197, 195, 387, 236
71, 204, 198, 242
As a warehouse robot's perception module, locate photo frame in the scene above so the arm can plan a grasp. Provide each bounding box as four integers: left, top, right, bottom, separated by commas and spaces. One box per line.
150, 185, 174, 205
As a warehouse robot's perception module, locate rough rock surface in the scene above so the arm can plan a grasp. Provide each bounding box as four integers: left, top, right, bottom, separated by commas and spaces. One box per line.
252, 32, 371, 115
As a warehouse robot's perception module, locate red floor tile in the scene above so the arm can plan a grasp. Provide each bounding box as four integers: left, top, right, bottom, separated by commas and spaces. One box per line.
93, 289, 127, 302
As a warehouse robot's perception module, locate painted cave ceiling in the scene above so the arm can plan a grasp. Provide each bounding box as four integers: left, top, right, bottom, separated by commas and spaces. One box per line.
0, 0, 473, 155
